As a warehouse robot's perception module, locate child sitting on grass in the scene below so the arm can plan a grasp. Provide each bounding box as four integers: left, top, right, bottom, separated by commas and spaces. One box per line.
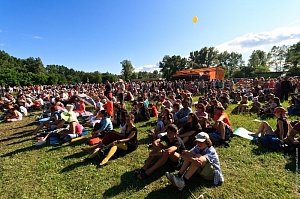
165, 132, 224, 191
135, 124, 185, 180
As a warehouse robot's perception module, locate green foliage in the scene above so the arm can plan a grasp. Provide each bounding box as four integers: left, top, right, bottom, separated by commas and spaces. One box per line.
121, 59, 134, 81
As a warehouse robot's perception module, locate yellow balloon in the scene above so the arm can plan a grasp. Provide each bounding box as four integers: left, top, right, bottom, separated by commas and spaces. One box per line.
192, 16, 198, 23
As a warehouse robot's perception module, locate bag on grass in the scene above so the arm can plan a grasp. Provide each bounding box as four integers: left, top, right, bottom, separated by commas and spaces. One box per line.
261, 134, 282, 151
88, 137, 102, 145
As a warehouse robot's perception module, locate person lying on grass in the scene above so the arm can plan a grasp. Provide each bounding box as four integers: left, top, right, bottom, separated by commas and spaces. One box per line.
249, 107, 292, 141
166, 132, 224, 191
4, 105, 23, 122
82, 113, 138, 168
135, 124, 186, 180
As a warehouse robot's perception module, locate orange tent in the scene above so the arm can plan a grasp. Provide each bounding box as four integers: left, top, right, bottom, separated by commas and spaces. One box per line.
172, 67, 224, 81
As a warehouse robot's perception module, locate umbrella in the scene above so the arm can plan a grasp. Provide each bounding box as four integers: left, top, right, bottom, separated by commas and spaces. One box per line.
76, 94, 96, 107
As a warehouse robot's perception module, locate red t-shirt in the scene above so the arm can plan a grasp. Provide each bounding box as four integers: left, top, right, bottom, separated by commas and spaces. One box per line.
214, 112, 231, 126
104, 100, 113, 116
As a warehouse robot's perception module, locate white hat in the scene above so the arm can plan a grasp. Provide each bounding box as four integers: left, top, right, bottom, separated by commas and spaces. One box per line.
195, 132, 209, 142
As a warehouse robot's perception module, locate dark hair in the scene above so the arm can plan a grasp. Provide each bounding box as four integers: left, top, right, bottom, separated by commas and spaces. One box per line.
167, 124, 178, 133
197, 103, 206, 112
100, 110, 108, 117
126, 113, 135, 121
188, 112, 199, 127
204, 138, 213, 147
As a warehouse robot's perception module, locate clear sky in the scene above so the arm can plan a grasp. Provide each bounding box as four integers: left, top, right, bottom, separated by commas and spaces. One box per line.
1, 0, 300, 75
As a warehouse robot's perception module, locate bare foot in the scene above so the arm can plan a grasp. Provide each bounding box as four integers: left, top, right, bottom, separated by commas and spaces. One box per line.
248, 133, 258, 137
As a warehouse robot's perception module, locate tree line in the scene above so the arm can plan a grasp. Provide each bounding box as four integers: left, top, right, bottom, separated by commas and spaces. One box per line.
1, 41, 300, 86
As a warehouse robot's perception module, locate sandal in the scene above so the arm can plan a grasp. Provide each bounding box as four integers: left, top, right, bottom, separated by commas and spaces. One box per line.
137, 172, 149, 180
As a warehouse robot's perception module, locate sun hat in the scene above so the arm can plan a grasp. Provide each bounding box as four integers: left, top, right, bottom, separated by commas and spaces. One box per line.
195, 132, 209, 142
274, 107, 286, 114
61, 107, 77, 123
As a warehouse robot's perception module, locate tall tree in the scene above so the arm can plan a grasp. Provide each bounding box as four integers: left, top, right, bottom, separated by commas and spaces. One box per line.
285, 42, 300, 75
248, 50, 268, 69
120, 60, 134, 81
159, 55, 187, 80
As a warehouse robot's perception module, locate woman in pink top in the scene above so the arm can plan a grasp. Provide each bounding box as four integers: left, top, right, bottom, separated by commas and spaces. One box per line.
73, 99, 86, 115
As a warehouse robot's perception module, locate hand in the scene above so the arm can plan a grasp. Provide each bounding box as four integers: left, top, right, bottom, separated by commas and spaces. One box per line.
113, 140, 118, 145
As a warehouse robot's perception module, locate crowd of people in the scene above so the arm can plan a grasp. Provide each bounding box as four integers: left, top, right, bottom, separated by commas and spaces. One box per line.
1, 76, 300, 191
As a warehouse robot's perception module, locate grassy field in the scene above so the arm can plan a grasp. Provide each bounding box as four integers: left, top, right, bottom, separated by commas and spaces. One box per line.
0, 101, 299, 199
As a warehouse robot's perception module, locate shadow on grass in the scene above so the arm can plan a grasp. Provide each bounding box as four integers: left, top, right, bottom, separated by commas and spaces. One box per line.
11, 121, 37, 130
102, 164, 175, 198
1, 144, 39, 157
60, 158, 100, 173
0, 130, 34, 143
6, 137, 34, 146
60, 149, 129, 173
102, 164, 215, 198
145, 175, 214, 199
63, 151, 87, 160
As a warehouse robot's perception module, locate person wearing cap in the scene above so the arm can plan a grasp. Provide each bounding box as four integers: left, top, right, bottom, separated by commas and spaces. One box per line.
250, 107, 292, 140
166, 132, 224, 191
174, 100, 192, 128
59, 105, 83, 139
135, 124, 185, 180
249, 97, 261, 114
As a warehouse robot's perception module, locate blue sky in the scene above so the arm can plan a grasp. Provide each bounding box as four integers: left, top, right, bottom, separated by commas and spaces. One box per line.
1, 0, 300, 75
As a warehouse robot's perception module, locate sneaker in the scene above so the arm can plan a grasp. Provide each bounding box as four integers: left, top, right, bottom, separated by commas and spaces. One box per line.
173, 175, 185, 191
165, 172, 176, 186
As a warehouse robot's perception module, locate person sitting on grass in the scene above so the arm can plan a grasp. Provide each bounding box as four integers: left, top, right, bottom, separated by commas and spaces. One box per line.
174, 100, 192, 128
205, 105, 232, 147
150, 108, 173, 139
32, 105, 63, 135
58, 105, 84, 141
249, 107, 292, 141
135, 124, 186, 180
178, 113, 202, 146
165, 132, 224, 191
91, 110, 113, 138
82, 113, 137, 168
73, 99, 86, 116
249, 97, 261, 115
285, 121, 300, 144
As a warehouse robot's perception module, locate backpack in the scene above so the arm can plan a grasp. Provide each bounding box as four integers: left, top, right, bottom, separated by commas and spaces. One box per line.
261, 134, 282, 151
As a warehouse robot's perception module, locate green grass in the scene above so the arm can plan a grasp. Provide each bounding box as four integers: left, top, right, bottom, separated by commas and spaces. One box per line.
0, 102, 299, 199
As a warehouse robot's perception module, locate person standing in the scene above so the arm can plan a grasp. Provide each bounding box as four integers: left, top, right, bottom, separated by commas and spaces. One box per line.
280, 77, 292, 101
117, 79, 126, 108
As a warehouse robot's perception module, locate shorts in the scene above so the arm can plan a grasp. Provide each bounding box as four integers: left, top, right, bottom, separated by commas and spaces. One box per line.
196, 161, 215, 180
210, 124, 232, 140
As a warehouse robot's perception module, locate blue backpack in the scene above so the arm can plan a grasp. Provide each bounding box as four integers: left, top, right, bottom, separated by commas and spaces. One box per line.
261, 135, 282, 151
